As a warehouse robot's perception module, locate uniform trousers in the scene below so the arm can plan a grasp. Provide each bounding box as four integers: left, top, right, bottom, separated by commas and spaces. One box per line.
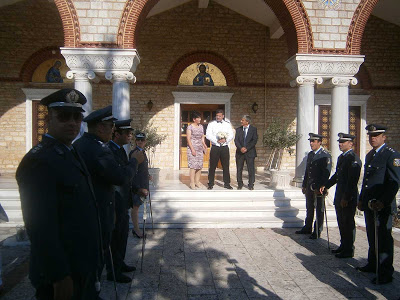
364, 208, 394, 278
208, 145, 230, 186
35, 272, 98, 300
305, 189, 324, 233
335, 202, 356, 252
108, 209, 129, 274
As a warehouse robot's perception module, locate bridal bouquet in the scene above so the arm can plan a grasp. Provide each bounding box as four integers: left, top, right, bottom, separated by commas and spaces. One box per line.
217, 132, 228, 144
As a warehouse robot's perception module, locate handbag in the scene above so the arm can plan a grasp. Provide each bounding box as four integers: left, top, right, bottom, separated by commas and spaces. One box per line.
0, 203, 9, 223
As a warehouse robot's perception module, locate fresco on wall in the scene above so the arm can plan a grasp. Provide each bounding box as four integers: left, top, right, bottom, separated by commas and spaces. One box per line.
178, 63, 227, 86
31, 59, 72, 83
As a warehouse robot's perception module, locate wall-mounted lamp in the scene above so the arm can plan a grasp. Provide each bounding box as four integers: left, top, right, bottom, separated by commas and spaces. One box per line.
251, 102, 258, 113
147, 100, 153, 111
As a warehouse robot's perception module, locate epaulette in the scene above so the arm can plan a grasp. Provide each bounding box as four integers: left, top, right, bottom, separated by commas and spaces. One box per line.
54, 145, 65, 155
386, 146, 395, 153
31, 143, 43, 154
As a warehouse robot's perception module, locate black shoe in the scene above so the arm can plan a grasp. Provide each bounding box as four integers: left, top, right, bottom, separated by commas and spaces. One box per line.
207, 185, 213, 190
237, 184, 243, 190
356, 264, 375, 273
295, 228, 312, 234
371, 276, 393, 285
224, 184, 233, 190
107, 273, 132, 283
248, 186, 254, 190
335, 251, 354, 258
132, 230, 143, 239
309, 232, 320, 239
121, 264, 136, 272
331, 247, 343, 254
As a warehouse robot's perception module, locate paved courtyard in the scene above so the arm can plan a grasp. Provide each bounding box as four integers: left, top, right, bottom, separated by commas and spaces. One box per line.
1, 226, 399, 300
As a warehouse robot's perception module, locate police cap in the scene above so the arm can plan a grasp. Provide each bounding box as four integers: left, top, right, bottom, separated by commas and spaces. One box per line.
308, 133, 323, 141
40, 88, 86, 112
135, 132, 146, 140
366, 124, 387, 135
337, 132, 356, 142
115, 119, 132, 130
83, 105, 117, 123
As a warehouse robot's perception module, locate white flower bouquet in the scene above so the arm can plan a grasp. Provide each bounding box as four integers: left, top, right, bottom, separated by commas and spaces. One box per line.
217, 132, 228, 144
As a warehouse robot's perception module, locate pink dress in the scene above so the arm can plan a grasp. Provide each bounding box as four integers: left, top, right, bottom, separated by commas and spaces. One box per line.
187, 124, 204, 169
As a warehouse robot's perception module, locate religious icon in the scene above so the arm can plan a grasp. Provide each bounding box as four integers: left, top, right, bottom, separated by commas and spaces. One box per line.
45, 60, 63, 83
193, 64, 214, 86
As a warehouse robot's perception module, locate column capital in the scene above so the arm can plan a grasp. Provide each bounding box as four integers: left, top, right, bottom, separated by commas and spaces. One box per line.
105, 71, 136, 83
290, 76, 323, 87
285, 53, 364, 80
331, 76, 358, 87
66, 70, 96, 81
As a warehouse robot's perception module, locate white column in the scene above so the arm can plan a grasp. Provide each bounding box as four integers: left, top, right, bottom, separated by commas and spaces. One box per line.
293, 76, 323, 185
330, 76, 358, 165
105, 71, 136, 120
66, 70, 96, 117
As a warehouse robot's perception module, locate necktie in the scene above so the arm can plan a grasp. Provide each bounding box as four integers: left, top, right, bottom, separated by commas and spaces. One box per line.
243, 127, 248, 146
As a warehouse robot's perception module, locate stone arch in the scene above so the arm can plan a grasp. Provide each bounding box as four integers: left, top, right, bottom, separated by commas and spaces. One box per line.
20, 47, 64, 82
53, 0, 80, 48
167, 51, 237, 86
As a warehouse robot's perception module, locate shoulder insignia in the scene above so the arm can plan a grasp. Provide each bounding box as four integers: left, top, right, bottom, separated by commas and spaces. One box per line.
31, 143, 43, 154
394, 158, 400, 167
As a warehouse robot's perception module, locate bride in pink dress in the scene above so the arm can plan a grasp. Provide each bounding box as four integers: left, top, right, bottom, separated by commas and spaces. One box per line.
187, 111, 207, 189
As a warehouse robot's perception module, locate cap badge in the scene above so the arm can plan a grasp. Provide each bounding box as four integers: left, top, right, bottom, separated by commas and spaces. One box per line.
65, 90, 79, 103
370, 125, 376, 131
339, 133, 343, 139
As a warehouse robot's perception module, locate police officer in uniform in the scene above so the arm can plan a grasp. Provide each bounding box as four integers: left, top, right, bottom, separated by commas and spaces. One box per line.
107, 119, 136, 282
74, 106, 144, 283
296, 133, 332, 239
16, 89, 102, 299
356, 124, 400, 284
321, 133, 362, 258
130, 132, 150, 238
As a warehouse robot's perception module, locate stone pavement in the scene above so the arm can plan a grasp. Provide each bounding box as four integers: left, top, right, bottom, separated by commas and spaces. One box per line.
1, 226, 400, 300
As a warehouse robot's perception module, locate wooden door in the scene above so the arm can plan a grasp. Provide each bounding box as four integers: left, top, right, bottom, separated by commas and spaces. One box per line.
180, 104, 224, 169
318, 105, 361, 156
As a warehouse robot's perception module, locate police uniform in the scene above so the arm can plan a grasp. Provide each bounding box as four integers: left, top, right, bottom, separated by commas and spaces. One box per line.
297, 133, 332, 237
357, 124, 400, 283
16, 89, 101, 299
107, 119, 136, 279
325, 133, 361, 257
130, 133, 150, 208
73, 106, 138, 282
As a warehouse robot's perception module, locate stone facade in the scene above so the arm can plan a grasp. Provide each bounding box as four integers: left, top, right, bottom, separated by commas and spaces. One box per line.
0, 0, 399, 173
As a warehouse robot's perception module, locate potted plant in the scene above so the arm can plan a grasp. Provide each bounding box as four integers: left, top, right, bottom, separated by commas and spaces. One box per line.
263, 118, 301, 188
130, 121, 167, 187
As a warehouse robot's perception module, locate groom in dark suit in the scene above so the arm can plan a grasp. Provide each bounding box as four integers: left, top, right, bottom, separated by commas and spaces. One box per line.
235, 115, 258, 190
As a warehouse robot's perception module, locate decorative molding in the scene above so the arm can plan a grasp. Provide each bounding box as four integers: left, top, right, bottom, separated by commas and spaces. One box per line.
105, 71, 136, 83
61, 48, 140, 77
66, 70, 96, 81
291, 76, 323, 87
331, 77, 358, 86
286, 54, 364, 79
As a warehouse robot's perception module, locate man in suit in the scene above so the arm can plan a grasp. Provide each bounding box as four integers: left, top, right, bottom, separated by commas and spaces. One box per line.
74, 107, 144, 283
320, 133, 362, 258
16, 89, 102, 299
296, 133, 332, 239
205, 109, 234, 190
356, 124, 400, 284
234, 115, 258, 190
107, 119, 136, 281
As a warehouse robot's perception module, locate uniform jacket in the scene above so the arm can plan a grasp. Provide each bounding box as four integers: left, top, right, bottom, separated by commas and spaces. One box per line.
16, 136, 101, 288
302, 148, 332, 191
130, 147, 149, 201
74, 133, 137, 233
107, 141, 132, 212
359, 145, 400, 210
326, 150, 362, 205
234, 125, 258, 158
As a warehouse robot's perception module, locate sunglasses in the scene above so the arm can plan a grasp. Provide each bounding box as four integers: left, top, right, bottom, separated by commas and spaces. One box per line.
55, 111, 83, 123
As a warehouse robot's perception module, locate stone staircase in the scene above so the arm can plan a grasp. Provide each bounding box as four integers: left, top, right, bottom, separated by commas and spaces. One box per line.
138, 188, 338, 228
